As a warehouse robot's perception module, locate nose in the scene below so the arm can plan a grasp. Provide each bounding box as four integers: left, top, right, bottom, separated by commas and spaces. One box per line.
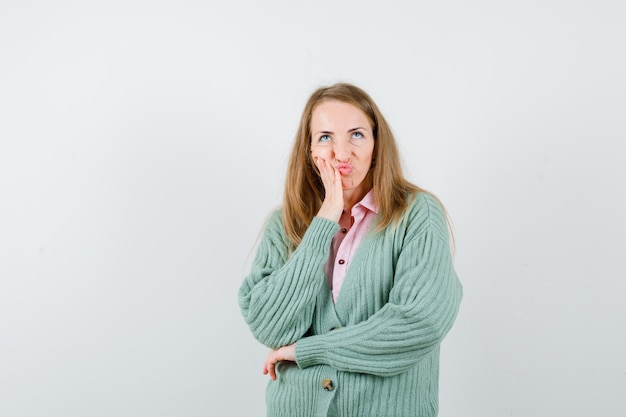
333, 140, 350, 162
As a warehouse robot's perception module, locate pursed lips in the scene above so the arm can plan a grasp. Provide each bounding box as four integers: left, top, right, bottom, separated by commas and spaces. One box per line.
336, 163, 353, 175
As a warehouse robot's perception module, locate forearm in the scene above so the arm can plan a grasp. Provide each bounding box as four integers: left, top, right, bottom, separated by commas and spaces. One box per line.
296, 290, 461, 376
239, 215, 339, 348
295, 234, 463, 376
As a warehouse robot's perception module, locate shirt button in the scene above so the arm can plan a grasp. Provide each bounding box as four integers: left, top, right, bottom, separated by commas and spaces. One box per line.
341, 228, 347, 233
338, 259, 345, 265
322, 379, 334, 391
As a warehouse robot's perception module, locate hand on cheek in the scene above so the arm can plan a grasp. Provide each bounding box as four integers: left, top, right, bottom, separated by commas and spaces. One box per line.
313, 156, 344, 222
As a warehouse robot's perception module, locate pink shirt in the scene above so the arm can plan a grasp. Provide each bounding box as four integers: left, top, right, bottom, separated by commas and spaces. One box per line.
324, 189, 378, 303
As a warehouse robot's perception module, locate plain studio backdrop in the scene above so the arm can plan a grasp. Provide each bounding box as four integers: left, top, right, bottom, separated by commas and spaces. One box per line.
1, 1, 624, 416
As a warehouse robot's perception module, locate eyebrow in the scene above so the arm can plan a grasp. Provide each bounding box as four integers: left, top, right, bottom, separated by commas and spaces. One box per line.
314, 127, 366, 135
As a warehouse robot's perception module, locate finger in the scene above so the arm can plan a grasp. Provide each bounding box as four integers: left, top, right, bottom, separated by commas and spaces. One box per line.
320, 159, 337, 184
264, 351, 277, 380
314, 158, 326, 178
316, 157, 327, 174
268, 360, 277, 380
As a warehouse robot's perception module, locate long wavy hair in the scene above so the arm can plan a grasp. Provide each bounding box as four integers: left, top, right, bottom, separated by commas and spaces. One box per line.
282, 82, 451, 251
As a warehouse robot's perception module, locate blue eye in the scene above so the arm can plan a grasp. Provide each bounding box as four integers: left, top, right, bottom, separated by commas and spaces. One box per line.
352, 131, 363, 139
319, 134, 331, 142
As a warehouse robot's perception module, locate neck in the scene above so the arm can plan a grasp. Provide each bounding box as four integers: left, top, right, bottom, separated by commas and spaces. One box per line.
343, 186, 370, 211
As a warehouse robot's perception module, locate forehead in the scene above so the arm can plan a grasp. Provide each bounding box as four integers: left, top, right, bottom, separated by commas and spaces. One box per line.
311, 100, 371, 129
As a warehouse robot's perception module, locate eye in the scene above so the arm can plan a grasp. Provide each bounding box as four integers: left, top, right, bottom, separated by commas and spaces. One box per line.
318, 134, 331, 142
351, 131, 364, 139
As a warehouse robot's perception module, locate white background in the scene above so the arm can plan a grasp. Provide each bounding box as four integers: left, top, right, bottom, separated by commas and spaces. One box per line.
1, 1, 625, 416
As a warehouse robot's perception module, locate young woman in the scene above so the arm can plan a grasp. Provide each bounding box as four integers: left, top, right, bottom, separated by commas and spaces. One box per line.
238, 82, 462, 417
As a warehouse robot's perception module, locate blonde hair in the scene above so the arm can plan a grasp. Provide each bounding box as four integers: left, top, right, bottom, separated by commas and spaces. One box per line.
282, 82, 452, 251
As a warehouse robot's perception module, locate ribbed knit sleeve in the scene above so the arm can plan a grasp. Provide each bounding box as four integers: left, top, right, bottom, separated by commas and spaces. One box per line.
295, 194, 462, 377
238, 212, 339, 349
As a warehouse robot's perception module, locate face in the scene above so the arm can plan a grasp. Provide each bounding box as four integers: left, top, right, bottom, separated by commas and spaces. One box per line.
310, 100, 375, 196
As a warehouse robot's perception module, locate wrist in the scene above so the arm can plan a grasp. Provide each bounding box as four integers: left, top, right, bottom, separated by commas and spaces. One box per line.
317, 204, 342, 223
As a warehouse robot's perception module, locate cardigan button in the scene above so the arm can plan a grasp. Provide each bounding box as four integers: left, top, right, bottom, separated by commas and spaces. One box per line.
322, 378, 334, 391
338, 259, 345, 265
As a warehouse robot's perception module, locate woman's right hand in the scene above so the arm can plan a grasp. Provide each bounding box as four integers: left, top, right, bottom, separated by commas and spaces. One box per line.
315, 157, 344, 223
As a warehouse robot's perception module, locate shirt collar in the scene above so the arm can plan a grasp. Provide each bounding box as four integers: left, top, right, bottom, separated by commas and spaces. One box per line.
352, 189, 379, 214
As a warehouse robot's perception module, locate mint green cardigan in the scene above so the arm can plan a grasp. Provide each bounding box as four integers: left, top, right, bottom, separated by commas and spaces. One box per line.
239, 192, 462, 417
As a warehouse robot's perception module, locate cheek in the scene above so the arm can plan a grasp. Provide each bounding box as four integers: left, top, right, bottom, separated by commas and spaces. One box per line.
310, 147, 330, 159
357, 148, 374, 163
